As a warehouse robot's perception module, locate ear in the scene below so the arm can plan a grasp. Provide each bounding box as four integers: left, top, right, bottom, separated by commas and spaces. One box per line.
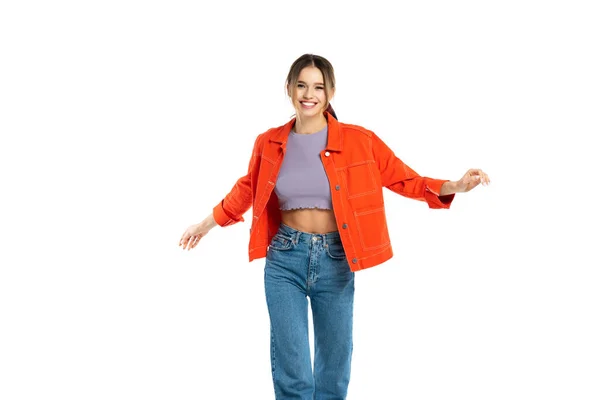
286, 84, 292, 98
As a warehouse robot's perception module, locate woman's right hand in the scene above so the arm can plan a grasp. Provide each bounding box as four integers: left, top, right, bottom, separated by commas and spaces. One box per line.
179, 214, 217, 251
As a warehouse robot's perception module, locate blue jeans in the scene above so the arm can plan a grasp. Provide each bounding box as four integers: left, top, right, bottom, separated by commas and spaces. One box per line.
264, 223, 355, 400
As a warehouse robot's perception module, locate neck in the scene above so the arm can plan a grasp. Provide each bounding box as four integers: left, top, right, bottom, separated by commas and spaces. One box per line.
293, 113, 327, 134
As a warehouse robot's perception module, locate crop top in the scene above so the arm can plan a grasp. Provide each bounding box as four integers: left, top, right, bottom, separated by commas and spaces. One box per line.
274, 125, 333, 211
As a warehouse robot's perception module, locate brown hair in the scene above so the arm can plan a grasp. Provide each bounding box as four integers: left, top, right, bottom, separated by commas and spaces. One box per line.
285, 54, 337, 120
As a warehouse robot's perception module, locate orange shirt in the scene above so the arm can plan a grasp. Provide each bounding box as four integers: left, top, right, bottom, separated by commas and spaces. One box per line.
213, 112, 455, 271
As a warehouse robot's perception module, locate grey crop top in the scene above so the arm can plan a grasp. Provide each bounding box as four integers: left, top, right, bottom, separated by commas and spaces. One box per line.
274, 125, 333, 211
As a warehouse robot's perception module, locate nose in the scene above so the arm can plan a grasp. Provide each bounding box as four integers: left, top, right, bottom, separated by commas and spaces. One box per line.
303, 86, 314, 99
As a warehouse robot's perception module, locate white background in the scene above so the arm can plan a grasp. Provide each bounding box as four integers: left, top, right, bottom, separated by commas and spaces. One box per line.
1, 1, 599, 399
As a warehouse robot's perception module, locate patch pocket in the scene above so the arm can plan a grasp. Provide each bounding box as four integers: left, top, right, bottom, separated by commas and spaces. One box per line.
268, 233, 294, 251
344, 161, 378, 198
355, 206, 391, 251
325, 240, 347, 260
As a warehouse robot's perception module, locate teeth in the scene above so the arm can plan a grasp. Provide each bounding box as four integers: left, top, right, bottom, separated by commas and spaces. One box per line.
302, 102, 316, 106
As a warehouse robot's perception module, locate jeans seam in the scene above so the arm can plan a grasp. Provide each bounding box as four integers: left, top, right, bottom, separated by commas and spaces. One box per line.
271, 327, 279, 399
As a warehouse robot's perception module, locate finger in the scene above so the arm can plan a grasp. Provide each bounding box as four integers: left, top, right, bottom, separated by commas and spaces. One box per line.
478, 170, 489, 185
180, 231, 189, 246
187, 235, 198, 250
469, 175, 481, 189
482, 172, 490, 185
191, 235, 201, 249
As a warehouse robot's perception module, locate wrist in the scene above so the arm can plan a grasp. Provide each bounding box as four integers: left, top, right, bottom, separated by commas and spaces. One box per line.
202, 213, 218, 230
440, 180, 459, 196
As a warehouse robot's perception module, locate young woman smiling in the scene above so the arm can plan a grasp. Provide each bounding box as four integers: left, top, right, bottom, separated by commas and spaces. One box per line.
179, 54, 490, 399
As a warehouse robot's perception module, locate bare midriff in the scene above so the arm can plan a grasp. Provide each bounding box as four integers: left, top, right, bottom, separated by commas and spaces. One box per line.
280, 208, 339, 234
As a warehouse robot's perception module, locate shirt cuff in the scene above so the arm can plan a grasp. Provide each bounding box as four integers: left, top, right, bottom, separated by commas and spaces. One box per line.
424, 179, 455, 209
213, 201, 245, 227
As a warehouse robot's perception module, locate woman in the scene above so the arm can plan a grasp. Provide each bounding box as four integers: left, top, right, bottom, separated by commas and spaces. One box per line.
179, 54, 490, 399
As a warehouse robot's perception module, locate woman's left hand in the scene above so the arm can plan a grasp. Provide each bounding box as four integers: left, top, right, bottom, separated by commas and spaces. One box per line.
455, 168, 490, 193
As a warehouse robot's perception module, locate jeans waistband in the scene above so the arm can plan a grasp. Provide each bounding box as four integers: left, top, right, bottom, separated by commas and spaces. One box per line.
277, 222, 341, 245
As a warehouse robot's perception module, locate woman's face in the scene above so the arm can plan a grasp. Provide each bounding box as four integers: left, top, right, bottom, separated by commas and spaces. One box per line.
289, 66, 331, 119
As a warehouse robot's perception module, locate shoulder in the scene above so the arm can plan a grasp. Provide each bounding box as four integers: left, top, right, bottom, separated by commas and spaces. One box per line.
253, 125, 280, 143
251, 119, 292, 149
261, 125, 284, 138
337, 120, 390, 154
338, 121, 375, 138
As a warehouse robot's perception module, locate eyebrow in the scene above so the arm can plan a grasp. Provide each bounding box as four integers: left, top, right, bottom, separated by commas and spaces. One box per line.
298, 80, 325, 86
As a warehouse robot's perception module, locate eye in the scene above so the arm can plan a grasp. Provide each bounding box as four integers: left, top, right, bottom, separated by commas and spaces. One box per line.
297, 83, 305, 89
315, 86, 324, 90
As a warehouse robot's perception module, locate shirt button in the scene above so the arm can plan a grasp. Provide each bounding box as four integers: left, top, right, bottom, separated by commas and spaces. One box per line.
352, 258, 358, 264
342, 223, 348, 229
324, 151, 330, 157
335, 185, 340, 191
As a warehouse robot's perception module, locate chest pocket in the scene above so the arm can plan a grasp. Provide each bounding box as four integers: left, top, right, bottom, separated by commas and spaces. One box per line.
342, 161, 378, 198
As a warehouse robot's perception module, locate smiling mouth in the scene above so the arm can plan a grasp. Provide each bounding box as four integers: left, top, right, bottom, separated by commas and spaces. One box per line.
300, 101, 317, 108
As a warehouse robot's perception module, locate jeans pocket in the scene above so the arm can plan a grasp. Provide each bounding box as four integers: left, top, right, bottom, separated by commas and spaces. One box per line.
269, 233, 294, 251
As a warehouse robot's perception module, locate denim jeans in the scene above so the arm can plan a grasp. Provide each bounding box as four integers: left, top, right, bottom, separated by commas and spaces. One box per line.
264, 223, 355, 400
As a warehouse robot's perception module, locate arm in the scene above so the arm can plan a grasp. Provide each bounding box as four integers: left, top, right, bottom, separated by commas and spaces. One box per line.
371, 132, 455, 209
179, 135, 263, 251
212, 134, 263, 226
212, 135, 262, 226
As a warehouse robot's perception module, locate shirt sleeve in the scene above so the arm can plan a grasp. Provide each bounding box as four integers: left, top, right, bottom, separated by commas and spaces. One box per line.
371, 132, 455, 209
212, 134, 263, 226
